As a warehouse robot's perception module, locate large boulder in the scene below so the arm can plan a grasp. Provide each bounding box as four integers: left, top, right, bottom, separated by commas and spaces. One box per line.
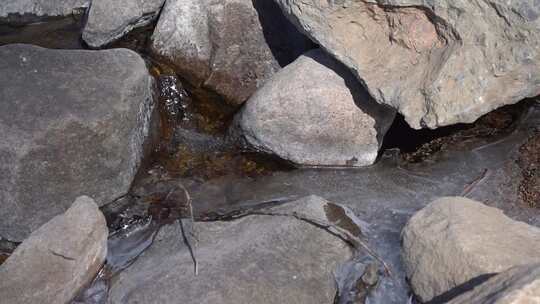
0, 44, 155, 241
82, 0, 165, 48
235, 49, 395, 167
108, 195, 353, 304
150, 0, 313, 106
274, 0, 540, 129
0, 196, 108, 304
0, 0, 89, 23
402, 197, 540, 302
447, 264, 540, 304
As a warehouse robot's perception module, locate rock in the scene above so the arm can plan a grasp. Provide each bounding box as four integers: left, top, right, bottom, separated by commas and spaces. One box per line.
447, 264, 540, 304
235, 49, 395, 167
274, 0, 540, 129
0, 196, 108, 304
402, 197, 540, 302
150, 0, 313, 106
82, 0, 165, 48
0, 44, 155, 241
108, 195, 353, 304
0, 0, 89, 24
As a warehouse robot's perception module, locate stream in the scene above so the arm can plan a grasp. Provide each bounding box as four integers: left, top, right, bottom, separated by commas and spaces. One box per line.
1, 15, 539, 304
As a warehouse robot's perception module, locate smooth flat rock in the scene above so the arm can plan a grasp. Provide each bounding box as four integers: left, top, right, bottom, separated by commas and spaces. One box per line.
447, 264, 540, 304
0, 196, 108, 304
83, 0, 165, 48
150, 0, 312, 106
275, 0, 540, 129
0, 0, 89, 23
0, 44, 155, 241
235, 49, 395, 167
402, 197, 540, 302
108, 195, 353, 304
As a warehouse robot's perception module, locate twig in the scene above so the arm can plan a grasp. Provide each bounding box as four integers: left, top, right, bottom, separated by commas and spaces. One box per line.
461, 169, 489, 197
178, 184, 198, 275
248, 210, 393, 277
178, 219, 198, 276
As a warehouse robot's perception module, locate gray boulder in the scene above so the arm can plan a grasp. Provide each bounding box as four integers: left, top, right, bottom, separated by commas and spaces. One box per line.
0, 44, 155, 241
0, 196, 108, 304
83, 0, 165, 48
402, 197, 540, 302
0, 0, 89, 23
108, 195, 353, 304
274, 0, 540, 129
447, 264, 540, 304
150, 0, 312, 106
235, 49, 395, 167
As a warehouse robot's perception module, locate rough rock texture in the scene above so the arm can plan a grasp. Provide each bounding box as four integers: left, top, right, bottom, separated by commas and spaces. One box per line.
150, 0, 313, 106
108, 195, 352, 304
402, 197, 540, 302
236, 49, 395, 167
83, 0, 165, 48
0, 196, 108, 304
0, 44, 155, 241
0, 0, 89, 23
275, 0, 540, 129
447, 264, 540, 304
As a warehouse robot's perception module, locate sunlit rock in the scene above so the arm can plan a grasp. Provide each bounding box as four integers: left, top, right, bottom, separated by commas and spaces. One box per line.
274, 0, 540, 129
402, 197, 540, 302
82, 0, 165, 48
0, 44, 155, 241
235, 49, 395, 167
150, 0, 313, 106
0, 196, 108, 304
108, 195, 353, 304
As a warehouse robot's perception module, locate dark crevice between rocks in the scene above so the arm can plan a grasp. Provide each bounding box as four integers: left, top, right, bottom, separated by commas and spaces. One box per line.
381, 100, 533, 163
0, 238, 20, 266
0, 8, 87, 27
251, 0, 316, 67
0, 14, 86, 49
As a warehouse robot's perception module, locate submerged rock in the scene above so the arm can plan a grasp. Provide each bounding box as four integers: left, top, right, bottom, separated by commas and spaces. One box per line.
0, 44, 155, 241
447, 264, 540, 304
402, 197, 540, 302
150, 0, 313, 106
82, 0, 165, 48
0, 196, 108, 304
108, 195, 352, 304
0, 0, 89, 23
274, 0, 540, 129
235, 49, 395, 167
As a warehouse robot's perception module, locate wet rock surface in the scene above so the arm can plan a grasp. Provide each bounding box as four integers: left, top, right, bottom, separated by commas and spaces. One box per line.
274, 0, 540, 129
235, 49, 395, 167
82, 0, 165, 48
447, 264, 540, 304
0, 0, 89, 24
402, 197, 540, 302
150, 0, 313, 106
0, 196, 108, 304
0, 44, 155, 241
108, 196, 353, 304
